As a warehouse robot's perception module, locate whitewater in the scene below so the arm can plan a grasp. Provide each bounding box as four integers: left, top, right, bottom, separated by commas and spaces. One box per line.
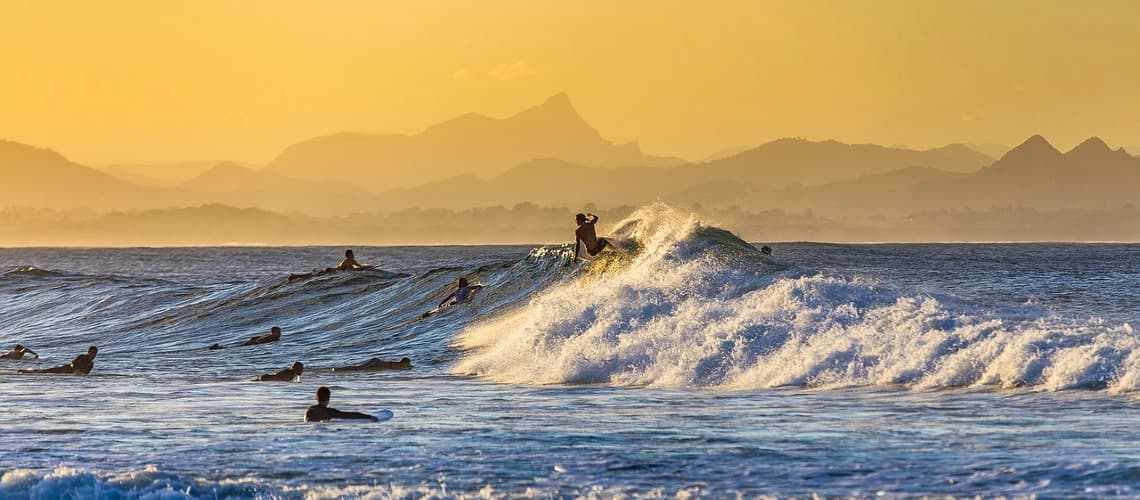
2, 205, 1139, 498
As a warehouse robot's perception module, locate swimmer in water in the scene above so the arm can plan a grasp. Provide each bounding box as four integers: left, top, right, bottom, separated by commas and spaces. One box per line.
252, 361, 304, 382
305, 386, 379, 422
331, 357, 412, 372
18, 346, 97, 375
1, 344, 38, 360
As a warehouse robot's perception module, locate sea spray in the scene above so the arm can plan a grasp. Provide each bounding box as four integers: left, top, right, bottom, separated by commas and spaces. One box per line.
454, 205, 1140, 392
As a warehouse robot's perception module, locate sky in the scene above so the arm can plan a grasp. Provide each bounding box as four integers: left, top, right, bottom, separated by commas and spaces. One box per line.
2, 0, 1139, 165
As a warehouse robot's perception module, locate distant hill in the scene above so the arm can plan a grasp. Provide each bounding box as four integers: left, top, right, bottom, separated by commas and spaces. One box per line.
100, 161, 255, 187
965, 143, 1011, 160
179, 162, 379, 215
264, 93, 685, 190
370, 139, 995, 211
686, 139, 993, 186
0, 140, 189, 210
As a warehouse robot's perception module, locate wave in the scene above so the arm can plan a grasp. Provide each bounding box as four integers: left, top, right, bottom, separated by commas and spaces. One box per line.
453, 204, 1140, 393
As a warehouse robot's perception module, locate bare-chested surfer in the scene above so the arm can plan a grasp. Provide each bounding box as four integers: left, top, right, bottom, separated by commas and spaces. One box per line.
18, 346, 97, 375
1, 344, 38, 360
333, 249, 373, 271
573, 213, 611, 263
252, 361, 304, 382
209, 326, 281, 350
305, 386, 378, 422
332, 356, 412, 372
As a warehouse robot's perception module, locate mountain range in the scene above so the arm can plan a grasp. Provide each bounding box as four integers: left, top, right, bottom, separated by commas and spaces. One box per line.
2, 94, 1138, 228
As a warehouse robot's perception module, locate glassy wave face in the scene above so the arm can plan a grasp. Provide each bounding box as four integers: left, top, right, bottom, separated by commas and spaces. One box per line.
3, 204, 1140, 498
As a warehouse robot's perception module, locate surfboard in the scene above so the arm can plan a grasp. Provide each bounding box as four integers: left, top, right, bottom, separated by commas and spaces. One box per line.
374, 409, 394, 422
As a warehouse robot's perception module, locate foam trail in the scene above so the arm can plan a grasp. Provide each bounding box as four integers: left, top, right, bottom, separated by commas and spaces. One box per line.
454, 204, 1140, 392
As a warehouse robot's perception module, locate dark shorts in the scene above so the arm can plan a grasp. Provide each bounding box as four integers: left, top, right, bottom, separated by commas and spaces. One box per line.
587, 238, 611, 256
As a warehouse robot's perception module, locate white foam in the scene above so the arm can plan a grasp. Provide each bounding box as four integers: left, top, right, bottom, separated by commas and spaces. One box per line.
454, 204, 1140, 393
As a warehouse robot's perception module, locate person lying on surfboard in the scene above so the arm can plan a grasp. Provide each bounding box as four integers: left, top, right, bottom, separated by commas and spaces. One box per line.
331, 356, 412, 372
208, 326, 282, 350
420, 277, 484, 318
1, 344, 39, 360
18, 346, 97, 375
332, 249, 374, 271
573, 213, 612, 263
252, 361, 304, 382
305, 386, 379, 422
287, 249, 375, 281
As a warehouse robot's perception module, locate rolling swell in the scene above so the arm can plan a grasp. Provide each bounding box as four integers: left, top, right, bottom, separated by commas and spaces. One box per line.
454, 205, 1140, 393
2, 206, 1137, 392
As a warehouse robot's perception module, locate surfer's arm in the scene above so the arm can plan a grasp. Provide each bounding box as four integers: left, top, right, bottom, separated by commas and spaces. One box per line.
438, 292, 456, 308
24, 348, 38, 359
573, 237, 582, 263
587, 214, 598, 224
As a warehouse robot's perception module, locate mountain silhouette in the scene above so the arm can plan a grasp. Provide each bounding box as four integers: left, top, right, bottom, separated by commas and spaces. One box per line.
179, 162, 379, 215
0, 140, 187, 210
687, 138, 993, 186
264, 93, 685, 189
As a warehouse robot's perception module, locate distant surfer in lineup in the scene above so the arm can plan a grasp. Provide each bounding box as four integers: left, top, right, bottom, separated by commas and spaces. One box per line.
420, 277, 484, 318
573, 213, 611, 263
760, 245, 772, 256
304, 386, 379, 422
18, 346, 97, 375
288, 249, 375, 281
331, 356, 412, 372
1, 344, 39, 360
209, 326, 282, 350
333, 249, 374, 271
252, 361, 304, 382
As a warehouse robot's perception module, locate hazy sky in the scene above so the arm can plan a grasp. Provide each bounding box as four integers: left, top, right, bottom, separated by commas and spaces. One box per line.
2, 0, 1138, 165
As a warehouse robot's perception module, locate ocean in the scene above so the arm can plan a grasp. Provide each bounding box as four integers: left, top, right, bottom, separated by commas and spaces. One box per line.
2, 205, 1139, 498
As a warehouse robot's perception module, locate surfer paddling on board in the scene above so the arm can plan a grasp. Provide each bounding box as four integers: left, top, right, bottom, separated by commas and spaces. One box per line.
573, 213, 611, 263
332, 356, 412, 372
1, 344, 39, 360
18, 346, 97, 375
252, 361, 304, 382
305, 386, 379, 422
420, 277, 484, 319
332, 249, 374, 271
209, 326, 282, 350
288, 249, 374, 281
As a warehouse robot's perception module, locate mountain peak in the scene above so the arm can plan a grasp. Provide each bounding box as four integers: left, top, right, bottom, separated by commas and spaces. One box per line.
1067, 136, 1110, 155
1000, 135, 1060, 160
513, 92, 581, 121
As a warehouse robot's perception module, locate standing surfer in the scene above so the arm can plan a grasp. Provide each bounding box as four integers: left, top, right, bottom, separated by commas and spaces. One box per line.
573, 213, 612, 263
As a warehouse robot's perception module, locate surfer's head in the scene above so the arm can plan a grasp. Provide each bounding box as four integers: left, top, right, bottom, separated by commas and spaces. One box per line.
270, 326, 281, 335
292, 361, 304, 373
315, 386, 331, 405
345, 249, 355, 258
87, 345, 98, 357
575, 213, 587, 224
457, 277, 469, 287
760, 245, 772, 255
13, 344, 25, 351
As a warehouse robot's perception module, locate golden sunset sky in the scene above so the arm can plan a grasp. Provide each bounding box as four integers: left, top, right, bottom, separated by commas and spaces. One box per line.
2, 0, 1138, 165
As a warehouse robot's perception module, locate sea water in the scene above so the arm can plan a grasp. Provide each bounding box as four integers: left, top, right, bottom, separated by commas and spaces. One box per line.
1, 206, 1139, 498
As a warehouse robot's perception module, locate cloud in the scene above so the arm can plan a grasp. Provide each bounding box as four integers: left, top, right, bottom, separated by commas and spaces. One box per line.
453, 61, 549, 83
